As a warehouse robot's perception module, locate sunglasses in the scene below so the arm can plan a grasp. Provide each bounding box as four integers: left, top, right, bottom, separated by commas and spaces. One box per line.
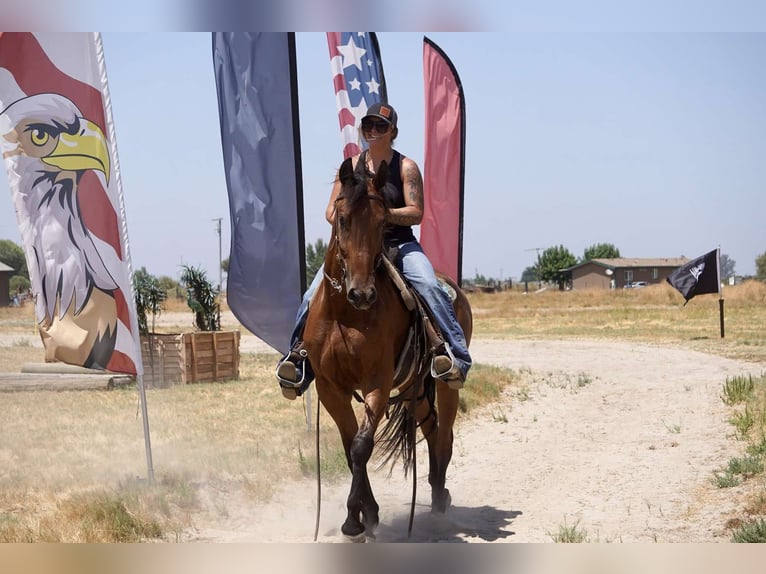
361, 119, 391, 133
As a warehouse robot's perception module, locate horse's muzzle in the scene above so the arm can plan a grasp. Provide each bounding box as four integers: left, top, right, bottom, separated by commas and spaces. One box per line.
347, 286, 377, 310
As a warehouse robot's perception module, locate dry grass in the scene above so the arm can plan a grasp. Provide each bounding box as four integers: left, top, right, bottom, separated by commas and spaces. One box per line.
471, 280, 766, 363
0, 280, 764, 541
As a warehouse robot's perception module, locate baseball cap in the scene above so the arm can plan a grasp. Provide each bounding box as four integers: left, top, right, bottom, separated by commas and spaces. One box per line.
362, 102, 397, 128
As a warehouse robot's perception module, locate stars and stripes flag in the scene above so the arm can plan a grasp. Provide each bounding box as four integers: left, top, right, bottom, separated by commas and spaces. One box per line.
326, 32, 387, 158
0, 32, 143, 376
420, 36, 466, 284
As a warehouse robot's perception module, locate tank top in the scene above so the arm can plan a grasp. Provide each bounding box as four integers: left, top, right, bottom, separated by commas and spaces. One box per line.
359, 149, 417, 246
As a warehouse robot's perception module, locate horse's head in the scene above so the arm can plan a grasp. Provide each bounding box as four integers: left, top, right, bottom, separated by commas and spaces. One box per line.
332, 156, 389, 310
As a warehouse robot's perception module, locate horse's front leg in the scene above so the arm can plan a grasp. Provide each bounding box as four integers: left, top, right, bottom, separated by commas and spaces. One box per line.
341, 427, 377, 540
343, 389, 388, 540
316, 380, 369, 539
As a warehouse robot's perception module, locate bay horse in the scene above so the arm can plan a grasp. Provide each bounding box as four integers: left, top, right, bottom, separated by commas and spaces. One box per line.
303, 156, 473, 541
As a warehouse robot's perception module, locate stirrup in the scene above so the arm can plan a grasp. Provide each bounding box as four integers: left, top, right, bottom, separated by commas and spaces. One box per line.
275, 347, 309, 400
431, 344, 464, 390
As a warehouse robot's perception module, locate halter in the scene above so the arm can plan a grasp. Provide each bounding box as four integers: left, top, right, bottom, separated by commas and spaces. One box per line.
324, 191, 387, 296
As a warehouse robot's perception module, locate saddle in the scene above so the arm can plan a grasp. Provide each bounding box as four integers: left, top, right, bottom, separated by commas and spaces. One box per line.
380, 248, 451, 401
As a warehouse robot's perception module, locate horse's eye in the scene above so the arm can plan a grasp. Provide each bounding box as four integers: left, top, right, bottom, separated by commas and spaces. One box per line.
338, 215, 349, 230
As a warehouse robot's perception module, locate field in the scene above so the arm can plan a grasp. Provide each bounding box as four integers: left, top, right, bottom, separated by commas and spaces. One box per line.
0, 280, 764, 542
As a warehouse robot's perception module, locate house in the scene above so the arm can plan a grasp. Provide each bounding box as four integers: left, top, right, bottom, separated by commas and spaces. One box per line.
564, 257, 690, 290
0, 261, 12, 306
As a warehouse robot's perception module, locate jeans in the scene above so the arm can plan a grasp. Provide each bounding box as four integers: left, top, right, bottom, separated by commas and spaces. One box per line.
285, 240, 472, 382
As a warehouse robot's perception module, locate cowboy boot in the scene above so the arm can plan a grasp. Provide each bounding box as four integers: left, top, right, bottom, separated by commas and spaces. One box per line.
275, 341, 309, 399
431, 343, 465, 390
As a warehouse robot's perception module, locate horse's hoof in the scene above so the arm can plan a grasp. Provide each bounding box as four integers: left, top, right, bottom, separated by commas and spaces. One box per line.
342, 531, 367, 543
431, 489, 452, 513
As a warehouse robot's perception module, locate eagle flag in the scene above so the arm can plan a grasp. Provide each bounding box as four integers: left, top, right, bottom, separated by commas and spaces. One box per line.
420, 36, 466, 285
213, 33, 305, 355
326, 32, 387, 158
0, 33, 143, 376
666, 248, 720, 304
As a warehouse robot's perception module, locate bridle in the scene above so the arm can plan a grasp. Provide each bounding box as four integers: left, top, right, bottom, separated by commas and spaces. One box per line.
324, 190, 387, 296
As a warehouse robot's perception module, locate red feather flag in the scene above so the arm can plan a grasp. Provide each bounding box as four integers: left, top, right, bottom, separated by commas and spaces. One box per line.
0, 33, 143, 376
420, 36, 466, 284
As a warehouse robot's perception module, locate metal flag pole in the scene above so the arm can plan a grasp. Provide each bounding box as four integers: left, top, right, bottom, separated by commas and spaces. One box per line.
717, 247, 725, 339
137, 375, 155, 483
96, 32, 154, 483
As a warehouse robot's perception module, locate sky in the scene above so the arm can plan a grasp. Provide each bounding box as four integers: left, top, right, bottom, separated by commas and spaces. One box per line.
1, 31, 765, 284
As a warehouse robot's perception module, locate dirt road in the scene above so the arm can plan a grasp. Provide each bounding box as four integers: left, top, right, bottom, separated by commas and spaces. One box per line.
185, 338, 764, 543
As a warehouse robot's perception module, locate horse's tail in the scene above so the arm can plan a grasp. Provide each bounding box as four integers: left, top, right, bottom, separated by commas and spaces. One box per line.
375, 376, 437, 476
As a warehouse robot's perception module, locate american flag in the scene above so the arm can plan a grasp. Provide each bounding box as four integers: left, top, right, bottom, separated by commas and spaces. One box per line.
326, 32, 387, 158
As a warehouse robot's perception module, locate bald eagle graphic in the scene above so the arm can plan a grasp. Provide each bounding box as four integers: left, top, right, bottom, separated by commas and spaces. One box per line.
1, 93, 120, 369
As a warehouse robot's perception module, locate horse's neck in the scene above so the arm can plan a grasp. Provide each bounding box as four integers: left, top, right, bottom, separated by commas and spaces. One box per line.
321, 242, 346, 309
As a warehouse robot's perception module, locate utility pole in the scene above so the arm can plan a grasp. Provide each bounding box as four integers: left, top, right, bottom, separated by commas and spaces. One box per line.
213, 218, 222, 326
212, 218, 223, 292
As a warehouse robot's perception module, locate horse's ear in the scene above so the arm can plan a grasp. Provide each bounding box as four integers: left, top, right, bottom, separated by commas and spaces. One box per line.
374, 160, 389, 190
338, 157, 354, 185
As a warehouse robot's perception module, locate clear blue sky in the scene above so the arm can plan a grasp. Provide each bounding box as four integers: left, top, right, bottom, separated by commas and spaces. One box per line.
2, 32, 765, 282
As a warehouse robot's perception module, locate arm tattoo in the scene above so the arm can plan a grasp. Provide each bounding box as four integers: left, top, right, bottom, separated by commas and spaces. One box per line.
404, 164, 424, 210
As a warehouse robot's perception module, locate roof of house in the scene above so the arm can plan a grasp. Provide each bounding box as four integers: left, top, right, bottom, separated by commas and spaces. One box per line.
0, 262, 13, 273
565, 257, 690, 272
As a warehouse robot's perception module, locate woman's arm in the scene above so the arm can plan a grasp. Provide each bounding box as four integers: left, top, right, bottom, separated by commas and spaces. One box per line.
386, 156, 424, 226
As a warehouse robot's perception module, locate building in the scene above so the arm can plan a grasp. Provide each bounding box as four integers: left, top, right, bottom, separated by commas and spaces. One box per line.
0, 261, 12, 306
565, 257, 690, 290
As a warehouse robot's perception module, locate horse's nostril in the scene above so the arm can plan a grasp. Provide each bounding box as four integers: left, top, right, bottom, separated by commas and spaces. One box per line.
347, 289, 359, 305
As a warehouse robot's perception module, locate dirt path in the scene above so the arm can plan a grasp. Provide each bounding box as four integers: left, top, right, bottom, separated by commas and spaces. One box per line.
184, 338, 765, 543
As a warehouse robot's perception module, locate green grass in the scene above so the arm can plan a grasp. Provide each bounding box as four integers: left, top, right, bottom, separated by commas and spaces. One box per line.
713, 472, 741, 489
727, 455, 764, 478
732, 519, 766, 543
719, 372, 766, 539
457, 363, 519, 413
722, 375, 756, 405
549, 518, 589, 543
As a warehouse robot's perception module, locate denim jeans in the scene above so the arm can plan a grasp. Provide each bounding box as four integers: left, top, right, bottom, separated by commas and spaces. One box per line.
285, 240, 472, 381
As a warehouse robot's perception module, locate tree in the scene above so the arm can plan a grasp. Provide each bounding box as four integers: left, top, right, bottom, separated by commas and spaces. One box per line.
305, 238, 327, 285
582, 243, 620, 262
0, 239, 28, 279
520, 266, 538, 283
221, 257, 229, 274
473, 271, 489, 285
157, 275, 182, 299
133, 267, 166, 336
756, 252, 766, 282
719, 253, 736, 279
539, 245, 577, 290
180, 265, 220, 331
9, 275, 30, 295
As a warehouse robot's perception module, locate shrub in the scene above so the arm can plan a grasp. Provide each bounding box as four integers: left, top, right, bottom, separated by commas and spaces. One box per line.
180, 265, 220, 331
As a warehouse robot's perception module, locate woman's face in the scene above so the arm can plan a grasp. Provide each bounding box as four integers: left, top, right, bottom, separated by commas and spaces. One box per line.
361, 117, 392, 143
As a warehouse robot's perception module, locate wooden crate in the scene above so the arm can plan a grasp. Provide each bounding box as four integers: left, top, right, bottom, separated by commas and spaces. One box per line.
140, 330, 240, 387
183, 330, 240, 384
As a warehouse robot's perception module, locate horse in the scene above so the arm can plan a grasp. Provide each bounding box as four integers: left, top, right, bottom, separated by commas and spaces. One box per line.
302, 156, 473, 541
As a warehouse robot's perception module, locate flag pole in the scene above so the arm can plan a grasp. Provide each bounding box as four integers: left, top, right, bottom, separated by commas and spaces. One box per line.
717, 247, 724, 338
287, 32, 312, 432
96, 32, 154, 483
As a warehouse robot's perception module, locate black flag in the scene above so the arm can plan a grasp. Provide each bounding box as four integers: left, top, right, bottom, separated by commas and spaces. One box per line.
666, 249, 720, 303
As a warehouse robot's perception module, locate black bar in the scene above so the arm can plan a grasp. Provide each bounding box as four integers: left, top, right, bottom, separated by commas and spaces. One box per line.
719, 298, 725, 338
